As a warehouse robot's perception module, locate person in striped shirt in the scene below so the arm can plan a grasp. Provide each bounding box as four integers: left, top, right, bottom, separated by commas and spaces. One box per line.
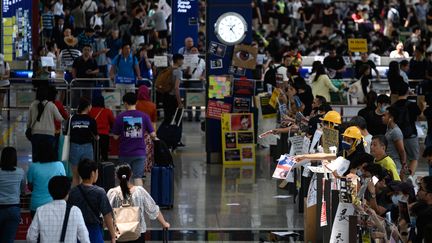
59, 36, 81, 83
42, 5, 55, 39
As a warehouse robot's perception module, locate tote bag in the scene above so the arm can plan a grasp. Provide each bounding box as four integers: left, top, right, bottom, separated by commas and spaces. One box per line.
61, 116, 72, 162
113, 188, 141, 242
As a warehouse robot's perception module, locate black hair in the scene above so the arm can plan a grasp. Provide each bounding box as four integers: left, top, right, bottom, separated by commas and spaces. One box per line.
349, 116, 367, 130
398, 82, 409, 96
36, 86, 49, 122
92, 95, 105, 108
48, 176, 71, 200
388, 61, 400, 79
121, 42, 131, 49
351, 152, 374, 169
37, 140, 57, 163
315, 95, 327, 105
47, 85, 58, 102
116, 164, 132, 199
363, 163, 384, 177
77, 99, 91, 113
386, 106, 399, 121
318, 103, 332, 113
0, 147, 17, 171
400, 59, 409, 67
313, 64, 327, 83
173, 53, 184, 63
123, 92, 137, 105
377, 94, 391, 105
82, 44, 93, 50
365, 91, 377, 109
85, 27, 95, 33
424, 146, 432, 158
77, 158, 98, 180
372, 135, 388, 149
311, 61, 322, 73
422, 176, 432, 193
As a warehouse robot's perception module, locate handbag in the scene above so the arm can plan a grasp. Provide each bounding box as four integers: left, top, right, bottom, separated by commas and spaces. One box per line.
113, 188, 141, 242
61, 116, 72, 162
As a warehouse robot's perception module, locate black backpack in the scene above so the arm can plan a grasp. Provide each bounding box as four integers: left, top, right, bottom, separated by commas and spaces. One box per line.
395, 102, 416, 139
263, 65, 282, 91
154, 139, 174, 167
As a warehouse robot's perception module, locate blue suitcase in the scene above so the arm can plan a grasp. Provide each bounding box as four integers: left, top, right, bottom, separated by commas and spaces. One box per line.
151, 166, 174, 208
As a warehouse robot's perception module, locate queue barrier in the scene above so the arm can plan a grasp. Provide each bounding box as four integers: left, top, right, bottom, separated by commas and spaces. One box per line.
1, 76, 425, 121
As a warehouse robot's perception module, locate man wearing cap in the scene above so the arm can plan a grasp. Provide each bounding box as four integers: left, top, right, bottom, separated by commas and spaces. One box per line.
60, 36, 82, 83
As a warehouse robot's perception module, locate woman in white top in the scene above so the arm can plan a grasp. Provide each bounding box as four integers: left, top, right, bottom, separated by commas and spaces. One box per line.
389, 42, 409, 58
0, 54, 10, 121
107, 164, 170, 242
27, 86, 63, 162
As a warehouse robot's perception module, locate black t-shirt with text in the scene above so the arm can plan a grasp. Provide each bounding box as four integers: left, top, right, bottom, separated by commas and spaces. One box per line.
68, 114, 98, 144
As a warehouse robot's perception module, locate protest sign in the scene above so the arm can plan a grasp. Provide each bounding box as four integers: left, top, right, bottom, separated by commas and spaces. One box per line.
322, 127, 339, 153
330, 203, 355, 242
272, 154, 295, 179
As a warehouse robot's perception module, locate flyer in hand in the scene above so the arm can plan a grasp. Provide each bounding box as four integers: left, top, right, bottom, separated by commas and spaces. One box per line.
272, 155, 296, 179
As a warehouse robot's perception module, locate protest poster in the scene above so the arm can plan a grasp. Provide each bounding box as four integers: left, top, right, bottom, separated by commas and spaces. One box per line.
221, 113, 255, 164
330, 203, 355, 243
289, 136, 304, 155
259, 95, 277, 118
206, 100, 231, 120
232, 44, 258, 69
269, 88, 281, 108
307, 174, 317, 207
208, 75, 232, 99
228, 65, 246, 76
153, 55, 168, 67
272, 154, 295, 179
182, 54, 199, 69
233, 78, 254, 96
186, 92, 205, 107
209, 41, 227, 57
309, 129, 323, 153
233, 97, 251, 113
348, 38, 368, 53
322, 127, 339, 153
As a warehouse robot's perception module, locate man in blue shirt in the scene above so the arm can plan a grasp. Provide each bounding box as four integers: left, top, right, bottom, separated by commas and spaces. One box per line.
109, 43, 142, 95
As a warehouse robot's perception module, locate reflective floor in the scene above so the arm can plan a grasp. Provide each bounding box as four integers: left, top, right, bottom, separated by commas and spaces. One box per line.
2, 111, 428, 242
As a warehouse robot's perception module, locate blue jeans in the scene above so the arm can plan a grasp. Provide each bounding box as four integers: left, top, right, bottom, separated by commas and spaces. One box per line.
0, 206, 21, 243
69, 143, 94, 166
31, 134, 55, 162
119, 156, 146, 178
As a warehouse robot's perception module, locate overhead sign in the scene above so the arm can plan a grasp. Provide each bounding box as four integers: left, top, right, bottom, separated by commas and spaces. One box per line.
348, 38, 368, 53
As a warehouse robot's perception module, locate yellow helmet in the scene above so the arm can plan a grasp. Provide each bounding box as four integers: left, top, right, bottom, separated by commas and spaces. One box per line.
342, 126, 363, 140
320, 111, 342, 125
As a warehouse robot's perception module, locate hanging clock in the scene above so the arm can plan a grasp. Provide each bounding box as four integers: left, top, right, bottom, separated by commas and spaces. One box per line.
214, 12, 247, 45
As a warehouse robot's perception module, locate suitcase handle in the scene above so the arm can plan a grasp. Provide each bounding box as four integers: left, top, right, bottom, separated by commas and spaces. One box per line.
163, 227, 169, 243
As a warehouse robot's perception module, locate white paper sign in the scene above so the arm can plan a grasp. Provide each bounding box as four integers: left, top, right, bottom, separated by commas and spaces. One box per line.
310, 129, 323, 153
289, 136, 304, 155
330, 203, 355, 243
41, 56, 55, 67
307, 174, 317, 207
272, 155, 296, 179
153, 55, 168, 67
183, 54, 199, 69
325, 157, 350, 176
102, 91, 121, 107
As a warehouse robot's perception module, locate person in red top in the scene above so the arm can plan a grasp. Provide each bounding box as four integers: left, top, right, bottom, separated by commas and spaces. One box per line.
48, 86, 69, 159
136, 85, 157, 173
88, 95, 115, 161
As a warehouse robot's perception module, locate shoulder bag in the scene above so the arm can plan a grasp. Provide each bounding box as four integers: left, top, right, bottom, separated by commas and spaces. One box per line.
112, 187, 141, 242
60, 204, 73, 242
61, 116, 73, 162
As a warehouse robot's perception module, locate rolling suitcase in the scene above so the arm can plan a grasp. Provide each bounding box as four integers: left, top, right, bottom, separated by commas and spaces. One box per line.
95, 139, 115, 192
157, 108, 183, 149
151, 166, 174, 208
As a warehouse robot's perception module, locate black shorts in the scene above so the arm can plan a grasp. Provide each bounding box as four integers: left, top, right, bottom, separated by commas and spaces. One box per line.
158, 30, 168, 39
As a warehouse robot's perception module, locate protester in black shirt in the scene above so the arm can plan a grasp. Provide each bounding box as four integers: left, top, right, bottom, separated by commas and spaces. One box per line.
411, 176, 432, 243
350, 52, 380, 80
358, 91, 377, 119
409, 48, 428, 80
71, 44, 99, 107
323, 46, 346, 79
363, 94, 391, 136
387, 61, 405, 104
67, 99, 98, 186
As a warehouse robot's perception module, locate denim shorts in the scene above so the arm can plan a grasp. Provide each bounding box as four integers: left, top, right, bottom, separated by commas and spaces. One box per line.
119, 156, 146, 178
69, 143, 94, 166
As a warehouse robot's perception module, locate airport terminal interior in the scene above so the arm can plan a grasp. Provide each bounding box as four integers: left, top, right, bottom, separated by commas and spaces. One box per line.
1, 0, 432, 242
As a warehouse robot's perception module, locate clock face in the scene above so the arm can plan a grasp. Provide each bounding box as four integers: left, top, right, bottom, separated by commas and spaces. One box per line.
215, 12, 247, 45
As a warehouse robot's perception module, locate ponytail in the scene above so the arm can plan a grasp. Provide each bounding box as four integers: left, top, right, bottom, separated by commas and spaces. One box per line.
116, 164, 132, 199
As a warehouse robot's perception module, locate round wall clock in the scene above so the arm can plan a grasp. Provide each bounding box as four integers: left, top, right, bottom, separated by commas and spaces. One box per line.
214, 12, 247, 45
